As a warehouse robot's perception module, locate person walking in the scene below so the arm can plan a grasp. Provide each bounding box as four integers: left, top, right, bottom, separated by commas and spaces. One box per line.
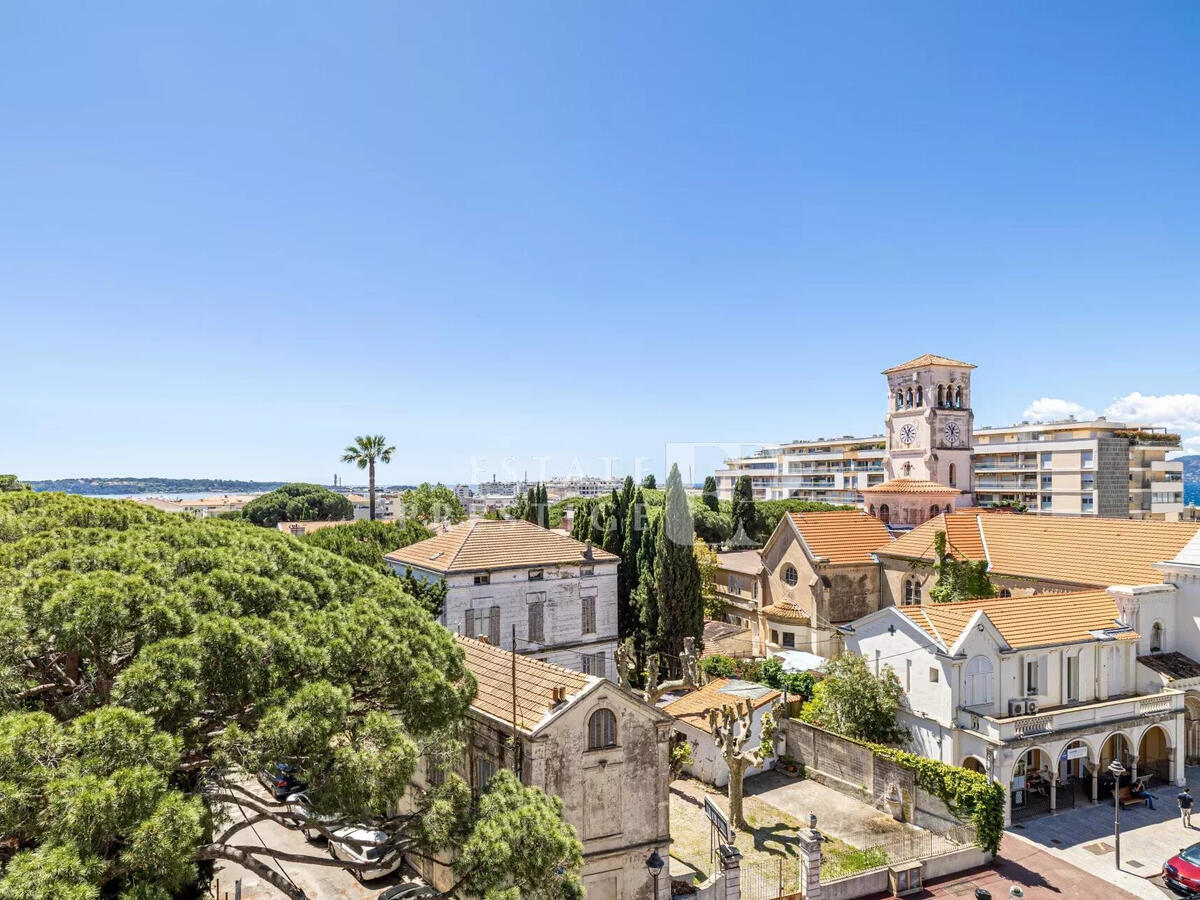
1179, 787, 1194, 827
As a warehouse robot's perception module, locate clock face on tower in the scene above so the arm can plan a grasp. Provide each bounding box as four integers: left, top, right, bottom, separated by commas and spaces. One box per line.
943, 421, 962, 446
899, 424, 917, 445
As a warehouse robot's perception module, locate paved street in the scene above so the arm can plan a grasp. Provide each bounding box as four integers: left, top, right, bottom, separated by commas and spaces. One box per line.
211, 776, 414, 900
1004, 768, 1200, 899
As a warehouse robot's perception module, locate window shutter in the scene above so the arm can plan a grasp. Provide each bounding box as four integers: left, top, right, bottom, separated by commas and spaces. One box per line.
1038, 654, 1049, 696
465, 608, 475, 637
489, 605, 501, 647
529, 602, 544, 644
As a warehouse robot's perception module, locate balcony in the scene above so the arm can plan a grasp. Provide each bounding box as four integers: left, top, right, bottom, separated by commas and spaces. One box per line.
975, 481, 1039, 491
958, 689, 1183, 744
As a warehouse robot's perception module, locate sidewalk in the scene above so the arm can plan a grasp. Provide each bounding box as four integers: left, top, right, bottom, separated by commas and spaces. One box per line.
1003, 768, 1200, 899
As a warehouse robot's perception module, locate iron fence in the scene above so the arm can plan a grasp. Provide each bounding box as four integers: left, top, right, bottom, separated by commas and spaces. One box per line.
739, 856, 794, 900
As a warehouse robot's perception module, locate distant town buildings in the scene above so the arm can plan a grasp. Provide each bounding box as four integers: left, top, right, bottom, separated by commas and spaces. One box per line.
132, 494, 257, 518
715, 353, 1184, 522
384, 519, 619, 680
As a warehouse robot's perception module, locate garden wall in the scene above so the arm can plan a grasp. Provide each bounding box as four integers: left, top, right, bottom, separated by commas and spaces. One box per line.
781, 719, 958, 832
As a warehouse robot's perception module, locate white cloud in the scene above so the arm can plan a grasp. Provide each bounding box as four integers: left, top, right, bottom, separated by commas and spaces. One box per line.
1103, 392, 1200, 432
1178, 435, 1200, 454
1021, 398, 1096, 422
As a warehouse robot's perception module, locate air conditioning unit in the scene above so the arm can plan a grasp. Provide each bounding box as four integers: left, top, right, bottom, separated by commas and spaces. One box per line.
1025, 700, 1039, 715
1008, 698, 1028, 716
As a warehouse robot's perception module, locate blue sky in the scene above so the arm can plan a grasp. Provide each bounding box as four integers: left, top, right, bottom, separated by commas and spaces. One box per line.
3, 1, 1199, 486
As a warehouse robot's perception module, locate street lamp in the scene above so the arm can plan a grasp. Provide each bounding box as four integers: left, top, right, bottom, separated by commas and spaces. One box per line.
1109, 759, 1126, 869
646, 850, 665, 900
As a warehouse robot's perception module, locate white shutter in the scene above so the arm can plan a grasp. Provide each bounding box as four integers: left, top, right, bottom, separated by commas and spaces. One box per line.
489, 605, 501, 647
465, 608, 475, 637
1038, 654, 1049, 696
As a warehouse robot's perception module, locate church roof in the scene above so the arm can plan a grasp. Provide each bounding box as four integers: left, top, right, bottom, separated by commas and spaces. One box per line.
881, 354, 976, 374
859, 478, 960, 495
877, 511, 1200, 588
787, 510, 894, 565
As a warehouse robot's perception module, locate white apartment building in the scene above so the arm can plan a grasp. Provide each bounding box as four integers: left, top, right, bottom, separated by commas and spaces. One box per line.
384, 519, 619, 679
714, 354, 1184, 520
841, 590, 1186, 826
544, 476, 627, 501
973, 420, 1184, 519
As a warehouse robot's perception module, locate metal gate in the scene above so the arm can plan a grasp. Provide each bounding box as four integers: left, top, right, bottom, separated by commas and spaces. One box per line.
739, 856, 797, 900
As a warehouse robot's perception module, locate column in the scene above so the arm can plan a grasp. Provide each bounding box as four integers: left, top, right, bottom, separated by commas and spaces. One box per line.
1131, 754, 1138, 786
1050, 777, 1057, 812
1092, 768, 1099, 804
718, 843, 742, 900
797, 827, 822, 900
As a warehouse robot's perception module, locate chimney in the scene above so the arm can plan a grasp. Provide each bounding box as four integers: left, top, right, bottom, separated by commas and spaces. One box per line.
477, 634, 489, 645
583, 541, 594, 561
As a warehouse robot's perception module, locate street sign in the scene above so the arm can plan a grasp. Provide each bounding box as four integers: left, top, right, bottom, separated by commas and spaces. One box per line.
1063, 746, 1087, 761
704, 795, 733, 842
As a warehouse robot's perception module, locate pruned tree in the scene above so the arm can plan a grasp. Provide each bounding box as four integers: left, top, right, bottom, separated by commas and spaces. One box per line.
615, 636, 700, 704
709, 699, 780, 830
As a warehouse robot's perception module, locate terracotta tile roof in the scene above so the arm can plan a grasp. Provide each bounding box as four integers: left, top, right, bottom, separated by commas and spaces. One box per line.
455, 634, 592, 733
1137, 652, 1200, 682
716, 550, 764, 575
276, 519, 354, 536
701, 621, 756, 658
762, 599, 811, 623
385, 519, 618, 574
788, 510, 894, 565
860, 478, 960, 495
661, 678, 781, 725
881, 354, 976, 374
877, 511, 1200, 588
896, 590, 1137, 650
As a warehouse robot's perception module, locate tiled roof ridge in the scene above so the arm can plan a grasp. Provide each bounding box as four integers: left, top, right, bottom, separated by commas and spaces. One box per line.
455, 633, 596, 684
913, 587, 1110, 610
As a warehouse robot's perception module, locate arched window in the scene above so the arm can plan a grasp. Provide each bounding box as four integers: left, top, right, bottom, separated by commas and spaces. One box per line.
915, 385, 923, 407
930, 504, 940, 519
587, 708, 617, 750
965, 655, 994, 707
954, 386, 962, 408
998, 588, 1012, 598
944, 504, 953, 514
896, 390, 903, 410
1151, 621, 1164, 653
783, 565, 798, 587
906, 388, 913, 408
903, 577, 921, 606
879, 504, 890, 524
902, 462, 913, 477
869, 504, 877, 517
937, 384, 945, 407
948, 463, 957, 487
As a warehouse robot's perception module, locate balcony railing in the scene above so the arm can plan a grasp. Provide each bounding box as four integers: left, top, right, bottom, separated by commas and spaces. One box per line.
958, 689, 1184, 743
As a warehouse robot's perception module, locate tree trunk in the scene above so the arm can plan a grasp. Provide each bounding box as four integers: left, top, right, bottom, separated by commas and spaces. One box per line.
729, 758, 749, 830
369, 458, 376, 520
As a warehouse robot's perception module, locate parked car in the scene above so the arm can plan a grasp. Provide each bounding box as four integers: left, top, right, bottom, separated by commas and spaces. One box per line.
378, 884, 437, 900
285, 791, 337, 842
257, 762, 305, 801
328, 826, 403, 881
1163, 843, 1200, 894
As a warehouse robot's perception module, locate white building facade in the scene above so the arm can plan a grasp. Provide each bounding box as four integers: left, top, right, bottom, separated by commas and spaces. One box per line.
842, 591, 1186, 826
385, 519, 620, 680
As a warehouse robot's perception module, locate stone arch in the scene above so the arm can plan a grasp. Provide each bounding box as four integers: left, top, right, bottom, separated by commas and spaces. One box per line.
1098, 730, 1135, 771
879, 504, 890, 525
937, 384, 945, 407
1136, 722, 1173, 782
1150, 620, 1164, 653
961, 755, 986, 774
915, 385, 923, 407
906, 387, 914, 408
930, 504, 940, 520
1187, 693, 1200, 765
868, 504, 877, 517
896, 389, 903, 410
954, 386, 963, 408
1049, 736, 1097, 781
1010, 745, 1055, 817
944, 504, 952, 514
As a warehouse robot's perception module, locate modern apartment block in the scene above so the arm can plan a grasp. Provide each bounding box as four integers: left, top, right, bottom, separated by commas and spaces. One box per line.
973, 420, 1184, 520
714, 354, 1184, 521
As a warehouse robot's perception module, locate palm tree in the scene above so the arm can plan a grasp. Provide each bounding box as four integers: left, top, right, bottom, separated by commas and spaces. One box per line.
341, 435, 395, 520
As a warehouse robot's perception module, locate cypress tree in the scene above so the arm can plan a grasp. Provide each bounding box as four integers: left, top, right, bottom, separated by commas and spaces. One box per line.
636, 514, 661, 662
525, 487, 537, 524
654, 464, 703, 665
536, 483, 548, 527
618, 489, 646, 640
702, 475, 719, 512
730, 475, 761, 546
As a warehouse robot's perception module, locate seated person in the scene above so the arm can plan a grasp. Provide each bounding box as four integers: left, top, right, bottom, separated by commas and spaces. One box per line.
1131, 778, 1157, 809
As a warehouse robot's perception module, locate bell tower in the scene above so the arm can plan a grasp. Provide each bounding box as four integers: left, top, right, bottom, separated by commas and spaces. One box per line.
882, 354, 975, 497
